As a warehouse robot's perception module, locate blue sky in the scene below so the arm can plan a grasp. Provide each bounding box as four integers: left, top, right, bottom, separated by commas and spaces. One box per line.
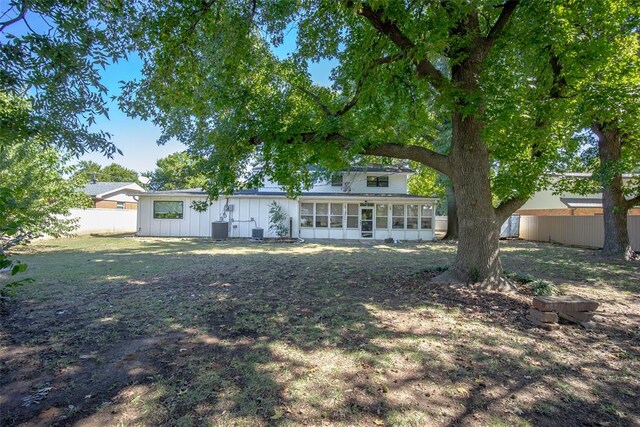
79, 56, 188, 173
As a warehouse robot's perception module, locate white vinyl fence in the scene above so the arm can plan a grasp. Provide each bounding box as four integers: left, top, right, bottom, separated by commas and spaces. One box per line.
66, 208, 138, 235
519, 215, 640, 251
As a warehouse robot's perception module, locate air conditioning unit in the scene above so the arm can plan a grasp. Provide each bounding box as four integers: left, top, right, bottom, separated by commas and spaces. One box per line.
251, 228, 264, 239
211, 221, 229, 239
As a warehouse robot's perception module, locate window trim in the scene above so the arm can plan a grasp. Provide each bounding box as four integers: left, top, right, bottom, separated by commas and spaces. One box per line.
366, 175, 389, 188
331, 174, 343, 187
375, 204, 388, 229
153, 201, 184, 219
420, 204, 434, 230
346, 203, 358, 229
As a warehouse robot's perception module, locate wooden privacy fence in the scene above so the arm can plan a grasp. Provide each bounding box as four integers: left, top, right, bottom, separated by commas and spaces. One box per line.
519, 215, 640, 251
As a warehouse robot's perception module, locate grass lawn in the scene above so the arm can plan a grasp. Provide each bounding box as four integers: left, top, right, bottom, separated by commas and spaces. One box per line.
1, 237, 639, 426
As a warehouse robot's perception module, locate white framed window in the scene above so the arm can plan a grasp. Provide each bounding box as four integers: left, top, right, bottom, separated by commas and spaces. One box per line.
153, 201, 183, 219
300, 203, 313, 227
331, 175, 343, 187
407, 204, 419, 229
421, 205, 433, 229
392, 204, 405, 229
315, 203, 328, 227
346, 203, 358, 228
367, 176, 389, 187
376, 204, 388, 229
116, 202, 125, 210
330, 203, 343, 228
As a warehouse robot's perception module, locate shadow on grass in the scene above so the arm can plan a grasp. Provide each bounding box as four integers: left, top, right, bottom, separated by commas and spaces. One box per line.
1, 239, 638, 426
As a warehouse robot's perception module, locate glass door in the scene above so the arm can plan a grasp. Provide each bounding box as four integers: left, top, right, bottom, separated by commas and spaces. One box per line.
360, 206, 374, 238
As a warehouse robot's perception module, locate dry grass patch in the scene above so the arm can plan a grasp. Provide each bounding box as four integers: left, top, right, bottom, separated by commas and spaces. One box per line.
1, 237, 638, 426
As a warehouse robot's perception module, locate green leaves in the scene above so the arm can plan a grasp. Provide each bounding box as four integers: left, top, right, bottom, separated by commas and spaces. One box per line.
1, 0, 127, 156
146, 152, 207, 191
10, 261, 27, 276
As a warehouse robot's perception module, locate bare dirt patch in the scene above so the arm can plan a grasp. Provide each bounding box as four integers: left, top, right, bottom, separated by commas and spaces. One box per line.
1, 237, 638, 426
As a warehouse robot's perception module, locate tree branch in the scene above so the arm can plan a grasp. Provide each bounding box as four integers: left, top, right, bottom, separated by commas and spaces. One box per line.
627, 194, 640, 209
485, 1, 519, 50
0, 1, 27, 33
297, 86, 333, 116
334, 53, 405, 116
364, 143, 451, 176
249, 134, 451, 176
494, 197, 526, 224
356, 3, 448, 91
298, 53, 404, 117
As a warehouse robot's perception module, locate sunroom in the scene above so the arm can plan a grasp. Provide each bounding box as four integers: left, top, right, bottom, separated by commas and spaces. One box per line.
297, 197, 437, 240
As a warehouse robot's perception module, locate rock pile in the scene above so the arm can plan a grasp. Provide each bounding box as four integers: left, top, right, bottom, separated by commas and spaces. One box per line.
527, 295, 599, 330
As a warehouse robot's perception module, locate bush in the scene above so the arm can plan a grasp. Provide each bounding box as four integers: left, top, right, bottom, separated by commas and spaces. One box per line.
527, 279, 559, 296
268, 202, 289, 237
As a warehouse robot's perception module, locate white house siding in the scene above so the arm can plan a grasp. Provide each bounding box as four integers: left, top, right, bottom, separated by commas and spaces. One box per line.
519, 190, 602, 211
220, 197, 299, 238
259, 172, 409, 195
137, 195, 436, 240
137, 195, 299, 238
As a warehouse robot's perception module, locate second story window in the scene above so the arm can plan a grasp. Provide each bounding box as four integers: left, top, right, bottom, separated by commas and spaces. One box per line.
331, 174, 343, 187
367, 176, 389, 187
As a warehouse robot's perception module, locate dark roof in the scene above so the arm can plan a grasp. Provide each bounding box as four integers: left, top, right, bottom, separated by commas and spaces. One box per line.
140, 188, 435, 199
82, 182, 138, 197
253, 164, 414, 174
336, 165, 413, 173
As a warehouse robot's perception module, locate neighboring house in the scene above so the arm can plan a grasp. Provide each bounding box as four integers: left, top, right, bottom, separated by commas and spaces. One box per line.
517, 173, 640, 216
136, 165, 438, 240
82, 181, 146, 210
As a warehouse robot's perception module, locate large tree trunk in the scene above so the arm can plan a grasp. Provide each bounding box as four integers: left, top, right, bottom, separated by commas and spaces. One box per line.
593, 124, 633, 260
434, 111, 513, 290
442, 183, 458, 240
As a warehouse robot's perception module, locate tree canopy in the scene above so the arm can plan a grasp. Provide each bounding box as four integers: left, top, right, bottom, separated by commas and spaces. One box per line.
145, 152, 207, 191
73, 161, 139, 183
0, 0, 125, 156
1, 96, 91, 294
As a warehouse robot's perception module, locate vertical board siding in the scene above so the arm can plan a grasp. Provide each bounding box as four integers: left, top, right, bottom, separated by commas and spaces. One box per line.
137, 196, 436, 240
519, 215, 640, 251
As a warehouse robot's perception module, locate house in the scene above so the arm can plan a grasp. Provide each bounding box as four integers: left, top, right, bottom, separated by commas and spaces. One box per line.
135, 166, 438, 240
517, 173, 640, 216
82, 181, 146, 210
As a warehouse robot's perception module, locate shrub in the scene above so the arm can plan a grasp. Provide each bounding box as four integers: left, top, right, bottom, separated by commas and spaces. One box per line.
527, 279, 558, 296
268, 202, 289, 237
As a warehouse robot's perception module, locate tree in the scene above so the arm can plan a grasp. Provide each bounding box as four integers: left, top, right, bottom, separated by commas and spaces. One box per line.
1, 114, 91, 298
74, 161, 138, 182
577, 6, 639, 260
1, 1, 125, 156
146, 152, 207, 191
74, 160, 102, 180
115, 1, 607, 288
552, 3, 640, 260
0, 138, 90, 240
100, 163, 138, 182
